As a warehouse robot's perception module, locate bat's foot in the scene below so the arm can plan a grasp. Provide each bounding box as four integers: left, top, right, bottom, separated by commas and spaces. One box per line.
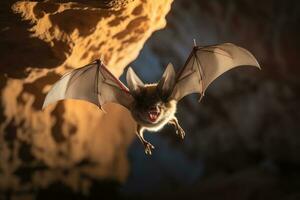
169, 118, 185, 140
176, 127, 185, 139
143, 141, 155, 155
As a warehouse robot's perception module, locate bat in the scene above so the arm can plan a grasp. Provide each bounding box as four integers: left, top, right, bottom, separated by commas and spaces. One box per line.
43, 43, 260, 155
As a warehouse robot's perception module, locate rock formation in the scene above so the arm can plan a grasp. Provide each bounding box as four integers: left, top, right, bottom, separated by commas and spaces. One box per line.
0, 0, 173, 197
1, 0, 300, 199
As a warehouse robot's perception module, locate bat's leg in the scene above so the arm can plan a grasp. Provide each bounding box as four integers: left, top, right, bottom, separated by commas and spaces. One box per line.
169, 117, 185, 139
136, 124, 155, 155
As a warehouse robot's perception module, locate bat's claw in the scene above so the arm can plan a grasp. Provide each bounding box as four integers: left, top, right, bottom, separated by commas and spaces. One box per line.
143, 142, 155, 155
176, 128, 185, 139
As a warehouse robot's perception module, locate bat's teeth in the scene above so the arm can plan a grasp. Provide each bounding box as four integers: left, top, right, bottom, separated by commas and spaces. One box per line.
148, 113, 157, 121
151, 114, 155, 120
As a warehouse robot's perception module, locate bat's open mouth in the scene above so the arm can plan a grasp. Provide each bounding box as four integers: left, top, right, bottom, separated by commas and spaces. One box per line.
148, 108, 160, 122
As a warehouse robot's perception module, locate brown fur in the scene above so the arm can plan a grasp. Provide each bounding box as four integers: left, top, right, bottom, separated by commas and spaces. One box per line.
129, 84, 184, 155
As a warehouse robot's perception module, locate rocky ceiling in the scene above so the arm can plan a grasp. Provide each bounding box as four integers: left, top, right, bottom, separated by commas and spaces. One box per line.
0, 0, 173, 195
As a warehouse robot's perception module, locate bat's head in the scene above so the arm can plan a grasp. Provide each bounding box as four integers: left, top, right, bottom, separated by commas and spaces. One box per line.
126, 64, 176, 124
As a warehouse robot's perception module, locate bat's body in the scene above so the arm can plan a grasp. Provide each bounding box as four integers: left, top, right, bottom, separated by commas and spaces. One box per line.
43, 43, 260, 155
129, 83, 181, 154
130, 84, 177, 132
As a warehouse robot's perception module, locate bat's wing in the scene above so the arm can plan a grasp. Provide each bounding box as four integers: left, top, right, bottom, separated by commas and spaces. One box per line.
43, 60, 133, 110
170, 43, 260, 101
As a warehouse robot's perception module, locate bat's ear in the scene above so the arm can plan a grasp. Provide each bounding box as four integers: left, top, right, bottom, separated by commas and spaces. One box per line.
157, 63, 176, 100
126, 67, 144, 95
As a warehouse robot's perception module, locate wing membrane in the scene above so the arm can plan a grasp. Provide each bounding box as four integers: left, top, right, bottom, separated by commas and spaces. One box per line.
171, 43, 260, 101
43, 60, 133, 110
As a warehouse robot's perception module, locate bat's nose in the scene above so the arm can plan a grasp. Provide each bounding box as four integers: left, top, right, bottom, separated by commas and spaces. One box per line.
149, 106, 159, 112
149, 106, 156, 110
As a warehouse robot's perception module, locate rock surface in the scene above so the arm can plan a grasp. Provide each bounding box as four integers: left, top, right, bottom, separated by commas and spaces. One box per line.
0, 0, 173, 197
1, 0, 300, 199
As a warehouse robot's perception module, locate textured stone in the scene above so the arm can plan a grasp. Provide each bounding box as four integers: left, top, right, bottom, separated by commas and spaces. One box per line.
0, 0, 173, 195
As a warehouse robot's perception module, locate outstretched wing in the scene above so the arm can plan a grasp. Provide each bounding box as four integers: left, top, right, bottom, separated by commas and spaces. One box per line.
170, 43, 260, 101
43, 60, 133, 110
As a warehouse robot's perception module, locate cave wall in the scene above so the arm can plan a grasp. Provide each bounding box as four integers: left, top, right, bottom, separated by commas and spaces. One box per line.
0, 0, 173, 196
1, 0, 299, 199
125, 0, 300, 199
144, 0, 300, 166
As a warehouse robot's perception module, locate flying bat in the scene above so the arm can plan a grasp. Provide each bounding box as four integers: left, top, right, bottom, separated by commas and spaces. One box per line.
43, 43, 260, 155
